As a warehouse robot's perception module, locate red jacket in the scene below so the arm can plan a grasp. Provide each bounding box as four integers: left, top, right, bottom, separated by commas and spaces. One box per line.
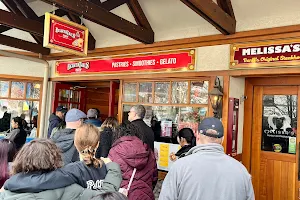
109, 136, 157, 200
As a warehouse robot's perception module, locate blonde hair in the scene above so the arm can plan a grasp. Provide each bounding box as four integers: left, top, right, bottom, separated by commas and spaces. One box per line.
100, 117, 118, 132
74, 124, 102, 168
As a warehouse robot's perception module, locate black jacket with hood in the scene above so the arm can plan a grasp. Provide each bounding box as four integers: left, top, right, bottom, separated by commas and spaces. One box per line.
51, 128, 79, 165
95, 127, 113, 158
48, 113, 62, 138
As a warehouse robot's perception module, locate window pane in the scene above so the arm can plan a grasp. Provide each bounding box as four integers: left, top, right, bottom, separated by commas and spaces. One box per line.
172, 82, 188, 104
70, 91, 80, 102
190, 81, 209, 104
139, 82, 152, 103
123, 83, 137, 102
59, 89, 69, 101
0, 81, 9, 98
0, 100, 39, 138
11, 82, 25, 99
122, 104, 207, 143
155, 82, 170, 104
262, 95, 297, 154
26, 83, 41, 99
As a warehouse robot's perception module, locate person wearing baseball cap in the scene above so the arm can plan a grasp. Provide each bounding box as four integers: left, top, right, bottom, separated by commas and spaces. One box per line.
47, 106, 67, 138
159, 117, 254, 200
85, 108, 102, 127
52, 108, 87, 165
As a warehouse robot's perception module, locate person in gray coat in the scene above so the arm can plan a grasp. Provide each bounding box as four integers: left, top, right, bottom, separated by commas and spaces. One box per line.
52, 108, 87, 165
159, 117, 254, 200
0, 139, 122, 200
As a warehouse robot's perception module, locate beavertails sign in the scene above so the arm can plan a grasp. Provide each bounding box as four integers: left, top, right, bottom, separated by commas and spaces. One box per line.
55, 49, 196, 75
43, 12, 88, 56
230, 39, 300, 68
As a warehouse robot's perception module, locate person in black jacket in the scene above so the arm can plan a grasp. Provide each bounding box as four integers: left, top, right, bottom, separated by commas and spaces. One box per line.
47, 106, 67, 138
128, 105, 154, 151
5, 117, 27, 150
95, 117, 118, 158
170, 128, 196, 161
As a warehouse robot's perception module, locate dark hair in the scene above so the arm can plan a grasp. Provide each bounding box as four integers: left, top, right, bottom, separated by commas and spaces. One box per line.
12, 117, 23, 129
11, 139, 63, 175
113, 123, 144, 143
178, 128, 196, 146
90, 192, 128, 200
0, 139, 16, 180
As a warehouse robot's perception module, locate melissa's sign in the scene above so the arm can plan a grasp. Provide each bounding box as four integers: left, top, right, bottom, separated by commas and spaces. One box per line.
55, 49, 195, 75
43, 12, 89, 56
230, 39, 300, 68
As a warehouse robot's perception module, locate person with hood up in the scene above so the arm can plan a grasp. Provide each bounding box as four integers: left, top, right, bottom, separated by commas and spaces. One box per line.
85, 108, 102, 127
52, 108, 86, 165
1, 138, 122, 200
108, 123, 157, 200
47, 106, 67, 138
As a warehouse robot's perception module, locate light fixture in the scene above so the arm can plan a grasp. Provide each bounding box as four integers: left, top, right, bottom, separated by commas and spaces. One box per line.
208, 77, 223, 119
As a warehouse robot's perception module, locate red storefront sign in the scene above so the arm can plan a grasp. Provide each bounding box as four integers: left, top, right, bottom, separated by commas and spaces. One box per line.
230, 39, 300, 68
55, 49, 195, 75
44, 12, 88, 56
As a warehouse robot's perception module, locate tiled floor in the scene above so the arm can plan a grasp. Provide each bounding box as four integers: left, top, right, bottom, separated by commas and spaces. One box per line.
153, 180, 163, 200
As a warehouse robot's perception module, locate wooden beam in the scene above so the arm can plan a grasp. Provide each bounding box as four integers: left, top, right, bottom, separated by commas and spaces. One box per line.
0, 9, 44, 36
43, 0, 154, 44
180, 0, 236, 34
13, 0, 40, 20
90, 0, 127, 10
127, 0, 152, 30
67, 13, 96, 50
0, 34, 50, 55
217, 0, 235, 19
0, 9, 68, 34
2, 0, 43, 43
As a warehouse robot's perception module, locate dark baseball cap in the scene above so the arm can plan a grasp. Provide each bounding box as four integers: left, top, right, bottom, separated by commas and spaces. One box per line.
56, 106, 67, 113
198, 117, 224, 138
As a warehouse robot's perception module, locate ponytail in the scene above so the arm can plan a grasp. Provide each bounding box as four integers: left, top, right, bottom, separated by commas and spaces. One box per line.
81, 147, 103, 168
191, 135, 196, 147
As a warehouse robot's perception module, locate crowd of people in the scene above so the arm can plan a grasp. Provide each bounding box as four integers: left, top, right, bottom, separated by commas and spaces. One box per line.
0, 104, 254, 200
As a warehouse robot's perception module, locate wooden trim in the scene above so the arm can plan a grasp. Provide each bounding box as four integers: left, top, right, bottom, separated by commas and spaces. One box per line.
242, 79, 254, 171
43, 24, 300, 60
208, 76, 216, 117
121, 102, 208, 108
263, 86, 298, 95
261, 151, 296, 162
118, 80, 124, 123
0, 74, 43, 82
221, 76, 230, 153
8, 81, 11, 99
187, 80, 191, 104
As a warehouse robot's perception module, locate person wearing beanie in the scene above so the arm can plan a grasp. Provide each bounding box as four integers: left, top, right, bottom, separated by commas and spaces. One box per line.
52, 108, 86, 165
85, 108, 102, 127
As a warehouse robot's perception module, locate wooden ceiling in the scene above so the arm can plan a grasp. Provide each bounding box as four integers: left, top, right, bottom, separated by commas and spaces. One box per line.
0, 0, 236, 55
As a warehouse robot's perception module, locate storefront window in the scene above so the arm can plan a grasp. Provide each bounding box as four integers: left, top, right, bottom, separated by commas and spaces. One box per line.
190, 81, 209, 104
0, 81, 9, 98
139, 82, 152, 103
261, 95, 297, 154
11, 82, 25, 99
123, 83, 137, 102
121, 79, 210, 144
0, 80, 41, 138
172, 81, 188, 104
155, 82, 170, 104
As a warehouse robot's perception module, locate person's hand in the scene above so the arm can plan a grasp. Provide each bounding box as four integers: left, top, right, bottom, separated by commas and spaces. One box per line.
170, 152, 177, 161
101, 157, 112, 164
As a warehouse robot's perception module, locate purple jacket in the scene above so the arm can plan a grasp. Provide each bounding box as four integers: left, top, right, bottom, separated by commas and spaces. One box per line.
109, 136, 157, 200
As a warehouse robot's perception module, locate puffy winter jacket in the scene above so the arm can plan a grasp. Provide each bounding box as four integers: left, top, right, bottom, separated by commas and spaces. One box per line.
109, 136, 157, 200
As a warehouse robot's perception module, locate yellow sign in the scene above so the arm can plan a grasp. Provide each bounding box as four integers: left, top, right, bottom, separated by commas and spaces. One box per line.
159, 144, 169, 167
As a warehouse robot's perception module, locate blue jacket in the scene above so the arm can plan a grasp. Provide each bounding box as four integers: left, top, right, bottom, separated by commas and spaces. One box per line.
48, 113, 62, 138
85, 119, 102, 127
